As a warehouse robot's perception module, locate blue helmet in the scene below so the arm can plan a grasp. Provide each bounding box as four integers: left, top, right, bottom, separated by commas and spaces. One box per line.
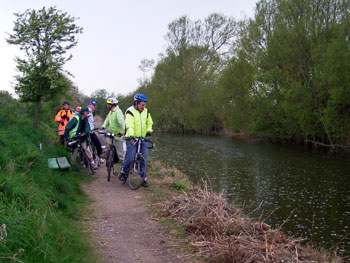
88, 100, 97, 106
134, 93, 148, 102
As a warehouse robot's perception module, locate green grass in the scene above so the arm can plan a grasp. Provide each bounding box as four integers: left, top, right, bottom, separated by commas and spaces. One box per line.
168, 182, 188, 192
0, 99, 95, 263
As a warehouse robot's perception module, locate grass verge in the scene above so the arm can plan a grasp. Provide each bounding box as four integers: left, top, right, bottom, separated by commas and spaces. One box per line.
0, 99, 95, 263
143, 160, 196, 260
144, 159, 341, 263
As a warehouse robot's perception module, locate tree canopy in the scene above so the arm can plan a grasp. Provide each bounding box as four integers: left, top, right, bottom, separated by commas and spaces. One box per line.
7, 6, 83, 128
132, 1, 350, 148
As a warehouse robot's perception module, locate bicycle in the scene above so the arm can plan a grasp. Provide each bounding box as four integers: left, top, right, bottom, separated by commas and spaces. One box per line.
67, 133, 95, 176
88, 129, 101, 169
123, 137, 154, 190
98, 130, 123, 182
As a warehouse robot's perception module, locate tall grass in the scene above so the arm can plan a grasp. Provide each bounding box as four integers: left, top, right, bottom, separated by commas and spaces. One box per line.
0, 93, 94, 263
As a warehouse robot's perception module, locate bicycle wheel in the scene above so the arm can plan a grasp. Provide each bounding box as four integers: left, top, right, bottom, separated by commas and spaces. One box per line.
72, 148, 85, 172
86, 157, 95, 176
120, 153, 127, 185
73, 148, 94, 176
106, 150, 114, 182
128, 155, 146, 190
90, 143, 100, 167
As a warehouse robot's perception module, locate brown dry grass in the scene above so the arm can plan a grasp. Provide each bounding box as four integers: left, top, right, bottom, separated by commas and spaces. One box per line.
147, 161, 341, 263
165, 184, 340, 263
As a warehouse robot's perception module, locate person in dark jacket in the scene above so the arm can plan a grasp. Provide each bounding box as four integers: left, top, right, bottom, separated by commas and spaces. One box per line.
87, 100, 102, 158
64, 106, 97, 169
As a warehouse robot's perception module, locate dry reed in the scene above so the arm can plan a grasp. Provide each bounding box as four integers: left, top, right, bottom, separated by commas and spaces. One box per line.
165, 184, 340, 263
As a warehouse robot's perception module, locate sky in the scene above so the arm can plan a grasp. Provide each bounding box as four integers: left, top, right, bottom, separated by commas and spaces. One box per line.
0, 0, 258, 97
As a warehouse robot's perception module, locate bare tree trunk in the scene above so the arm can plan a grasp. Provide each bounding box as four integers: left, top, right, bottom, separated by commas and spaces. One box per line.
34, 66, 44, 129
319, 110, 334, 146
33, 100, 40, 129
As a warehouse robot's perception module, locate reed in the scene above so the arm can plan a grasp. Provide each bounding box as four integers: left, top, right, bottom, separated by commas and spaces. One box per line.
165, 185, 340, 262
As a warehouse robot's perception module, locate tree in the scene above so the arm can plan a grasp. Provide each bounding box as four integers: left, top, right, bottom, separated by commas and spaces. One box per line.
146, 13, 238, 134
7, 6, 83, 128
90, 89, 110, 118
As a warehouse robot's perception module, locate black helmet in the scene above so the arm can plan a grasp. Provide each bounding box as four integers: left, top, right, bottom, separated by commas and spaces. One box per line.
80, 106, 89, 113
62, 101, 70, 106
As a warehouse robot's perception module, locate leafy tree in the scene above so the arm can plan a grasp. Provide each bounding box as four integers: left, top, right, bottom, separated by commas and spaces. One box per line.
7, 6, 83, 128
230, 0, 350, 145
89, 89, 110, 118
130, 1, 350, 148
144, 13, 237, 134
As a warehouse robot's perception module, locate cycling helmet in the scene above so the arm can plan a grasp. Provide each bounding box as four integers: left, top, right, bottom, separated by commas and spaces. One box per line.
133, 93, 148, 102
62, 101, 70, 106
106, 97, 118, 105
88, 100, 97, 106
80, 106, 89, 113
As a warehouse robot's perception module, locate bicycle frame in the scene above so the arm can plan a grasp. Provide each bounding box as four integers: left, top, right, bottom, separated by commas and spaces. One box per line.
129, 137, 154, 173
123, 137, 154, 190
98, 131, 123, 181
87, 130, 101, 167
68, 133, 86, 154
98, 131, 122, 157
133, 137, 153, 159
67, 133, 94, 175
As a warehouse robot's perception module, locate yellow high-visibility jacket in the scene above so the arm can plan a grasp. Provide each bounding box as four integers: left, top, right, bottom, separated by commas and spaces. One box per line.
125, 106, 153, 138
101, 106, 125, 141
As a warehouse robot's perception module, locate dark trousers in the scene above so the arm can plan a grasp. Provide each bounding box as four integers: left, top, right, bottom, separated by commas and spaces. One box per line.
60, 135, 65, 145
90, 132, 102, 156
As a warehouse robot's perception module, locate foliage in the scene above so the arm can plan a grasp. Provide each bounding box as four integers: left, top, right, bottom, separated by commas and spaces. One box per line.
133, 1, 350, 147
140, 13, 237, 134
0, 92, 94, 262
89, 89, 111, 118
7, 6, 83, 128
85, 89, 134, 119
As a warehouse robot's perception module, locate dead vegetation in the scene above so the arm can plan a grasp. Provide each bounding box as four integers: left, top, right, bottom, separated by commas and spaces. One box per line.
164, 185, 340, 263
146, 161, 341, 262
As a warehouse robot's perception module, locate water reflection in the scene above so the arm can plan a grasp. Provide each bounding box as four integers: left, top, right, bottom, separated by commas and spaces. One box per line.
151, 134, 350, 254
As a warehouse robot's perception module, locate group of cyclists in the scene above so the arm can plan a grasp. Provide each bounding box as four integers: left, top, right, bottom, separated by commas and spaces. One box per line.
54, 93, 153, 187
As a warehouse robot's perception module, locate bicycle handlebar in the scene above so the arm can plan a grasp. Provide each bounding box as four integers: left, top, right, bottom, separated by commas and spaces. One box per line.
98, 130, 123, 138
67, 132, 87, 146
147, 140, 154, 149
133, 137, 154, 149
97, 132, 154, 149
67, 140, 77, 146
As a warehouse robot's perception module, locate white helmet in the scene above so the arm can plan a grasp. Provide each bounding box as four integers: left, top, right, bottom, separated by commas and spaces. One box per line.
106, 97, 118, 105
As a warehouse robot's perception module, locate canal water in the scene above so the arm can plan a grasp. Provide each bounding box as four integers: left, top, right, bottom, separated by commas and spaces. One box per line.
151, 134, 350, 254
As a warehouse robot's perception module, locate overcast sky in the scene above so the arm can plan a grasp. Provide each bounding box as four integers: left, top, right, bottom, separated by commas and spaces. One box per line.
0, 0, 257, 97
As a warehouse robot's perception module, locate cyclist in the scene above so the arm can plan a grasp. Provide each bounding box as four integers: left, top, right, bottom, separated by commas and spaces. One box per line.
64, 106, 98, 170
87, 101, 103, 159
119, 93, 153, 187
100, 97, 125, 164
55, 101, 74, 144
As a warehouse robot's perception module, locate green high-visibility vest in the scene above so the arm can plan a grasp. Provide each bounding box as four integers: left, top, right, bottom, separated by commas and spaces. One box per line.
69, 116, 80, 139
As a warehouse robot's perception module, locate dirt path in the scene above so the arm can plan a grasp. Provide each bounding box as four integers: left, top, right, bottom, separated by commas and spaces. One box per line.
83, 167, 186, 263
